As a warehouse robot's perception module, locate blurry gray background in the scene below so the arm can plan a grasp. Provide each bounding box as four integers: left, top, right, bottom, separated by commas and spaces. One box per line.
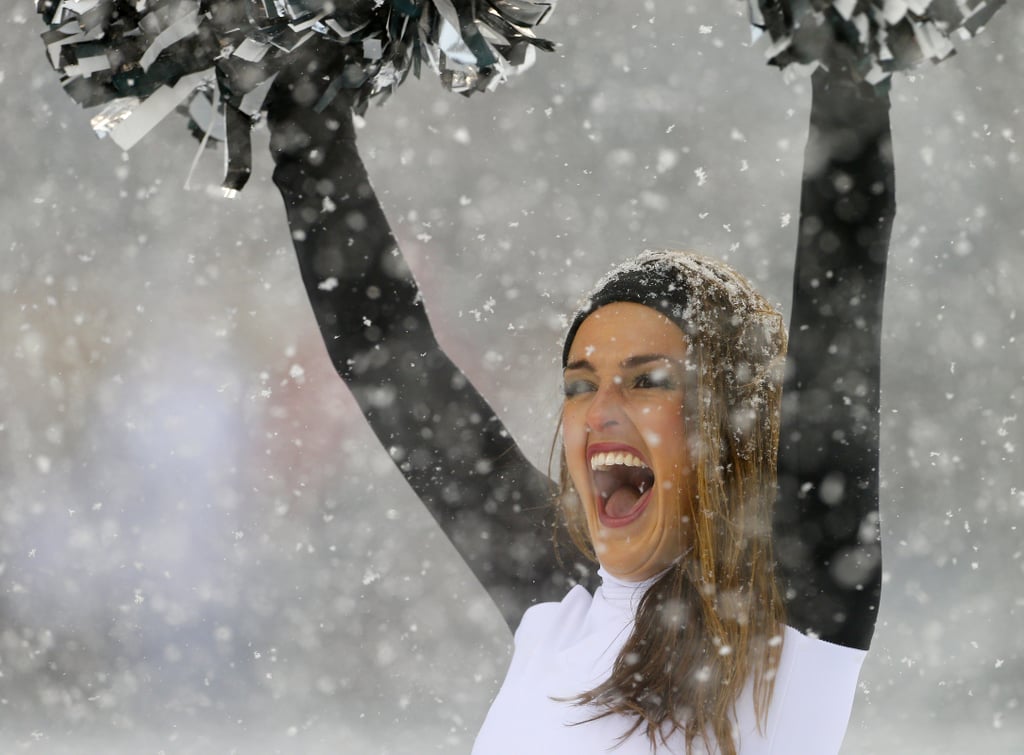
2, 1, 1022, 752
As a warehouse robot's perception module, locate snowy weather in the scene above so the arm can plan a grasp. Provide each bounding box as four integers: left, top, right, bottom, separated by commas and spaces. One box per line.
1, 1, 1022, 753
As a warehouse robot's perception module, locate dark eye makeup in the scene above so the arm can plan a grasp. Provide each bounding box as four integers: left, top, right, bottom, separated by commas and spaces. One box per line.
633, 366, 678, 390
563, 364, 680, 397
562, 378, 596, 397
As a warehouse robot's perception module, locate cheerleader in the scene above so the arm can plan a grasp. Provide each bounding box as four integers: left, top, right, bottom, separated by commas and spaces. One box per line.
266, 51, 893, 754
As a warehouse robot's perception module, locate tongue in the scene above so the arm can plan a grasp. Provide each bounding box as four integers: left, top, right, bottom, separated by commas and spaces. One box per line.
605, 485, 641, 518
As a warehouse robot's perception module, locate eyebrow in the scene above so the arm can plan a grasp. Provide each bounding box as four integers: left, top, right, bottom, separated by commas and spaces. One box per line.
564, 354, 678, 372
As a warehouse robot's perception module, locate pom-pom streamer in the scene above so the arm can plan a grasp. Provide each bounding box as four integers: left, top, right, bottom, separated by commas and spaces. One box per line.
37, 0, 557, 193
748, 0, 1007, 83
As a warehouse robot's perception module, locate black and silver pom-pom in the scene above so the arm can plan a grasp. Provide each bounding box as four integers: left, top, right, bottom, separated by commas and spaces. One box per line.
37, 0, 557, 193
748, 0, 1006, 83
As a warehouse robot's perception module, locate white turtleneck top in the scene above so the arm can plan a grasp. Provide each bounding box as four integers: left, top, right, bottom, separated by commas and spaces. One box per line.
473, 570, 865, 754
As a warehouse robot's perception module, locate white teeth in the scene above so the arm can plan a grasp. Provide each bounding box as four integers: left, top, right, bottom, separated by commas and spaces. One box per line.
590, 451, 649, 471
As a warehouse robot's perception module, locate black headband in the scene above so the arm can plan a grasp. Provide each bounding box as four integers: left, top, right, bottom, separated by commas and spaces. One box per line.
561, 258, 693, 367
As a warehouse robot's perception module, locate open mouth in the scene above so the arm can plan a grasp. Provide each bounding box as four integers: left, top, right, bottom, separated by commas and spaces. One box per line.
590, 450, 656, 527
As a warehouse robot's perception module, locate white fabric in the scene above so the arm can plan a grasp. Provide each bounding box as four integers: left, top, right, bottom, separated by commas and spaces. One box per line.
473, 570, 866, 754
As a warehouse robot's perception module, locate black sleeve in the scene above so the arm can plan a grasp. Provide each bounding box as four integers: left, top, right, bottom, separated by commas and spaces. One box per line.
774, 69, 895, 650
267, 100, 569, 632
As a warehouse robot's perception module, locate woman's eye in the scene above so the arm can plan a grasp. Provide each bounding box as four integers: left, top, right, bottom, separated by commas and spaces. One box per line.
563, 379, 595, 397
634, 368, 676, 390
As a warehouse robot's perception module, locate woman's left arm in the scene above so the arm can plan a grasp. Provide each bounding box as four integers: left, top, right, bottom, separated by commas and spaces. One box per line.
774, 68, 895, 650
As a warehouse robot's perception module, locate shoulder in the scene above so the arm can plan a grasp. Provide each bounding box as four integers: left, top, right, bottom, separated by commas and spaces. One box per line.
754, 626, 867, 754
513, 584, 593, 650
778, 625, 868, 677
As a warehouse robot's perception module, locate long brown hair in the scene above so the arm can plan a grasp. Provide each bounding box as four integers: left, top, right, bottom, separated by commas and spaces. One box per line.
555, 252, 788, 753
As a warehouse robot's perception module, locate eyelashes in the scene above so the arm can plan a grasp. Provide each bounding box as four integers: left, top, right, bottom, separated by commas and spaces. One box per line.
633, 367, 677, 390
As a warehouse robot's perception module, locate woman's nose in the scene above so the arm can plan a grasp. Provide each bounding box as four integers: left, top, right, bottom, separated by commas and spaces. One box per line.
585, 382, 624, 433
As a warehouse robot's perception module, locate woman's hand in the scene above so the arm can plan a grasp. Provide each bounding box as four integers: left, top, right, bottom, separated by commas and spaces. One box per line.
264, 39, 359, 166
806, 63, 891, 170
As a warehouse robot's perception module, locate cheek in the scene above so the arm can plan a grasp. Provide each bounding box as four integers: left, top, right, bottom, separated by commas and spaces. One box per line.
562, 404, 585, 450
643, 404, 688, 462
561, 405, 589, 484
656, 409, 692, 523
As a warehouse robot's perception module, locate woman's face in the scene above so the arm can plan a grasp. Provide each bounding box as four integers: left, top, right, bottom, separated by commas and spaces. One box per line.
562, 302, 693, 582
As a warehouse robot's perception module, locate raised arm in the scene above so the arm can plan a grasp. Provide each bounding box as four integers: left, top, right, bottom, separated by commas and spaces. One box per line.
265, 57, 566, 631
774, 68, 894, 649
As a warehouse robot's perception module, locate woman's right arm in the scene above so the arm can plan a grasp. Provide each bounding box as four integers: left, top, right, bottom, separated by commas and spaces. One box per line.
265, 71, 565, 631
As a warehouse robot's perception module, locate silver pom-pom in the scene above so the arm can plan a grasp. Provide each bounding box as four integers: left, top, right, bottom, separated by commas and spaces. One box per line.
37, 0, 557, 192
748, 0, 1006, 83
